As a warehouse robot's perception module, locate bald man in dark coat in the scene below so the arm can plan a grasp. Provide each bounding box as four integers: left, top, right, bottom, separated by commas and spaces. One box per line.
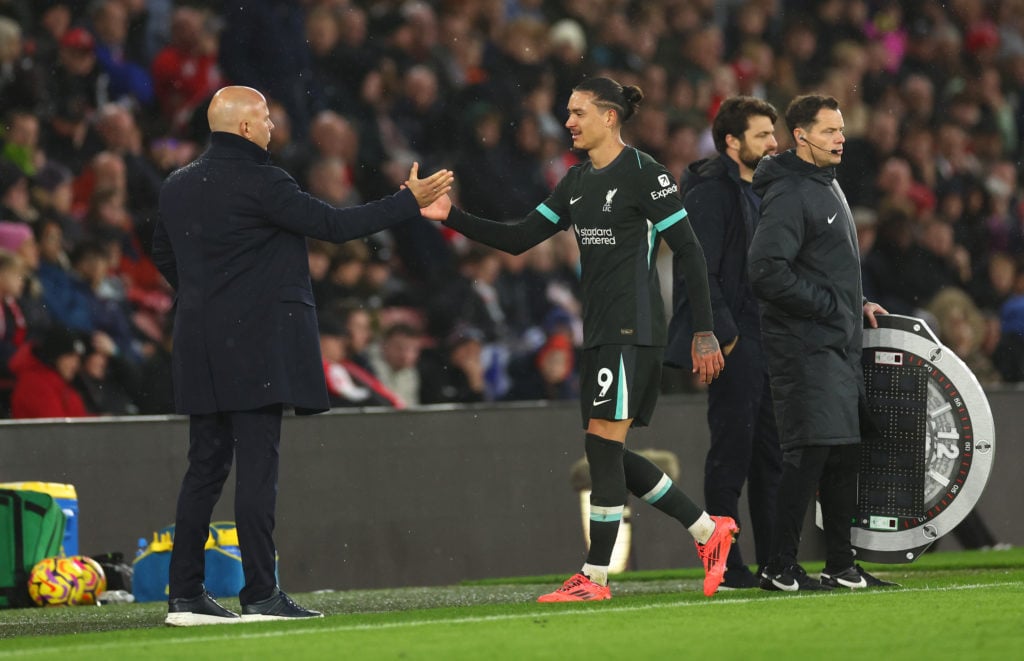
155, 85, 452, 626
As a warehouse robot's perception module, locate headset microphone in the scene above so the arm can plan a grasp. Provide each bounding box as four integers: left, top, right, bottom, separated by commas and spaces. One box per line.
800, 135, 840, 155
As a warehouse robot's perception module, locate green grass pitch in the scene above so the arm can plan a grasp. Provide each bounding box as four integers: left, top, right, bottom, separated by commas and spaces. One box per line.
1, 548, 1021, 660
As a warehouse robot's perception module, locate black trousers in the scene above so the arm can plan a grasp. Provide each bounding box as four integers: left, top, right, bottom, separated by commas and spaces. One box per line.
704, 337, 782, 570
768, 443, 860, 572
168, 404, 282, 605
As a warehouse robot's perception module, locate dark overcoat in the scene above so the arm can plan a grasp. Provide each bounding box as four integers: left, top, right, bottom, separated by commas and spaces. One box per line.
747, 150, 864, 450
153, 132, 421, 415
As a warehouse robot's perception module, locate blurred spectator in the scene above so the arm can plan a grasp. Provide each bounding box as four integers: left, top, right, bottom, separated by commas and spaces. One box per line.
150, 5, 223, 134
934, 118, 981, 185
9, 323, 89, 419
837, 109, 899, 209
981, 160, 1023, 255
972, 251, 1017, 314
84, 186, 170, 322
0, 220, 37, 276
0, 159, 34, 223
773, 17, 825, 94
66, 240, 141, 362
36, 216, 92, 333
898, 121, 938, 192
30, 160, 83, 245
453, 104, 513, 220
901, 218, 971, 307
352, 237, 405, 309
390, 64, 450, 163
305, 4, 345, 112
307, 238, 335, 305
218, 0, 316, 140
900, 73, 936, 126
323, 5, 377, 117
855, 206, 881, 302
72, 150, 127, 220
547, 18, 590, 110
307, 156, 361, 209
75, 329, 140, 415
505, 307, 580, 402
89, 0, 155, 106
293, 110, 360, 191
927, 287, 1002, 387
319, 311, 401, 409
2, 110, 44, 176
0, 16, 44, 117
875, 155, 935, 218
88, 103, 163, 226
266, 98, 303, 178
428, 244, 507, 343
41, 26, 103, 171
28, 1, 74, 71
862, 205, 917, 315
0, 248, 27, 414
995, 268, 1024, 382
367, 323, 423, 407
337, 302, 376, 375
314, 240, 368, 308
420, 324, 487, 404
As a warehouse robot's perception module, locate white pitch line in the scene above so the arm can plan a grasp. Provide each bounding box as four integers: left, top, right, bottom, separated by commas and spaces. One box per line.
2, 581, 1021, 657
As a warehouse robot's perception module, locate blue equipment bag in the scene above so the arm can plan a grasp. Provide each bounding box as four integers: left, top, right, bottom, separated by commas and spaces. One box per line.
132, 522, 247, 603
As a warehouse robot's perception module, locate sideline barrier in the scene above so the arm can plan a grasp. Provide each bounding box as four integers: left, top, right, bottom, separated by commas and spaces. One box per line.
1, 393, 1020, 592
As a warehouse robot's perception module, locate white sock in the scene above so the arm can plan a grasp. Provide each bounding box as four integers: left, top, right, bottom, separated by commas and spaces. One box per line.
581, 563, 609, 586
688, 512, 715, 544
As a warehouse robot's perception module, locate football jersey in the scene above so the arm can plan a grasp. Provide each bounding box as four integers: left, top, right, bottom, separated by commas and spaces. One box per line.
535, 147, 686, 348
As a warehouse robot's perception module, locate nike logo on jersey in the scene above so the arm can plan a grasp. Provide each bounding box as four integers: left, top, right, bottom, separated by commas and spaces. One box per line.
570, 196, 583, 205
592, 398, 612, 406
827, 213, 837, 224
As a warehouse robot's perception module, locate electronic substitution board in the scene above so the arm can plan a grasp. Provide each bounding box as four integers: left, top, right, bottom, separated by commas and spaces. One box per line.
852, 314, 995, 563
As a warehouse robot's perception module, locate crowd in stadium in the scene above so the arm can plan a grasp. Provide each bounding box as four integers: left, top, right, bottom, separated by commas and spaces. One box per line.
0, 0, 1023, 418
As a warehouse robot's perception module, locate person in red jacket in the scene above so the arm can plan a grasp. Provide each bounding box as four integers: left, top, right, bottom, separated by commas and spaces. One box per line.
9, 324, 89, 419
150, 6, 224, 132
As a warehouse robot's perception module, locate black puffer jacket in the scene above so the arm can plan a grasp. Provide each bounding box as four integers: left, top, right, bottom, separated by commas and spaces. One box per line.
748, 150, 864, 450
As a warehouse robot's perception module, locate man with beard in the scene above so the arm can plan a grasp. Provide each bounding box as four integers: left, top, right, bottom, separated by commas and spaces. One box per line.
665, 96, 783, 590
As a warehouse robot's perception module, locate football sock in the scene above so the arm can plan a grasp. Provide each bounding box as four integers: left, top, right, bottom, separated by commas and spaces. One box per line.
581, 563, 609, 587
623, 449, 704, 529
688, 512, 716, 545
584, 434, 627, 569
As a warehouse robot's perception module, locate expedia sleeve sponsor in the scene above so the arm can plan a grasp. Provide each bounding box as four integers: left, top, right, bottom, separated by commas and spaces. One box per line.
650, 183, 679, 200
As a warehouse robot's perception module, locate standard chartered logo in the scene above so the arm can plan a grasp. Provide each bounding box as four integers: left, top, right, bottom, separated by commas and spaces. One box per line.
577, 227, 616, 245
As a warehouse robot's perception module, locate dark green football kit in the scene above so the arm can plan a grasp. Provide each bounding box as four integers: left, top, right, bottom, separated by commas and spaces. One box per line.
444, 146, 712, 426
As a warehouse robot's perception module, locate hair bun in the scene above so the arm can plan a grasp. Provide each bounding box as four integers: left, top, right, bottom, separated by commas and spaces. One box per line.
622, 85, 644, 106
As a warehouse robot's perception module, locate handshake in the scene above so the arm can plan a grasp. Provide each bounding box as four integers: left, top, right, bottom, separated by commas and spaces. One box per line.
403, 162, 454, 221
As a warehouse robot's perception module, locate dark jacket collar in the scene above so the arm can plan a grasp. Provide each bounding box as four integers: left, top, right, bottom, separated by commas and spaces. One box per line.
682, 153, 741, 196
752, 149, 834, 197
208, 131, 271, 164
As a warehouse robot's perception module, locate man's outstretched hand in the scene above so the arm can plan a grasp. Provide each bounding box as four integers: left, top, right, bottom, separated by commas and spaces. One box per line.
405, 162, 454, 208
420, 193, 452, 221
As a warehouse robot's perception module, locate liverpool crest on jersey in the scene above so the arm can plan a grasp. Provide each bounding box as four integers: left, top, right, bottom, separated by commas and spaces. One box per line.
602, 188, 618, 212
